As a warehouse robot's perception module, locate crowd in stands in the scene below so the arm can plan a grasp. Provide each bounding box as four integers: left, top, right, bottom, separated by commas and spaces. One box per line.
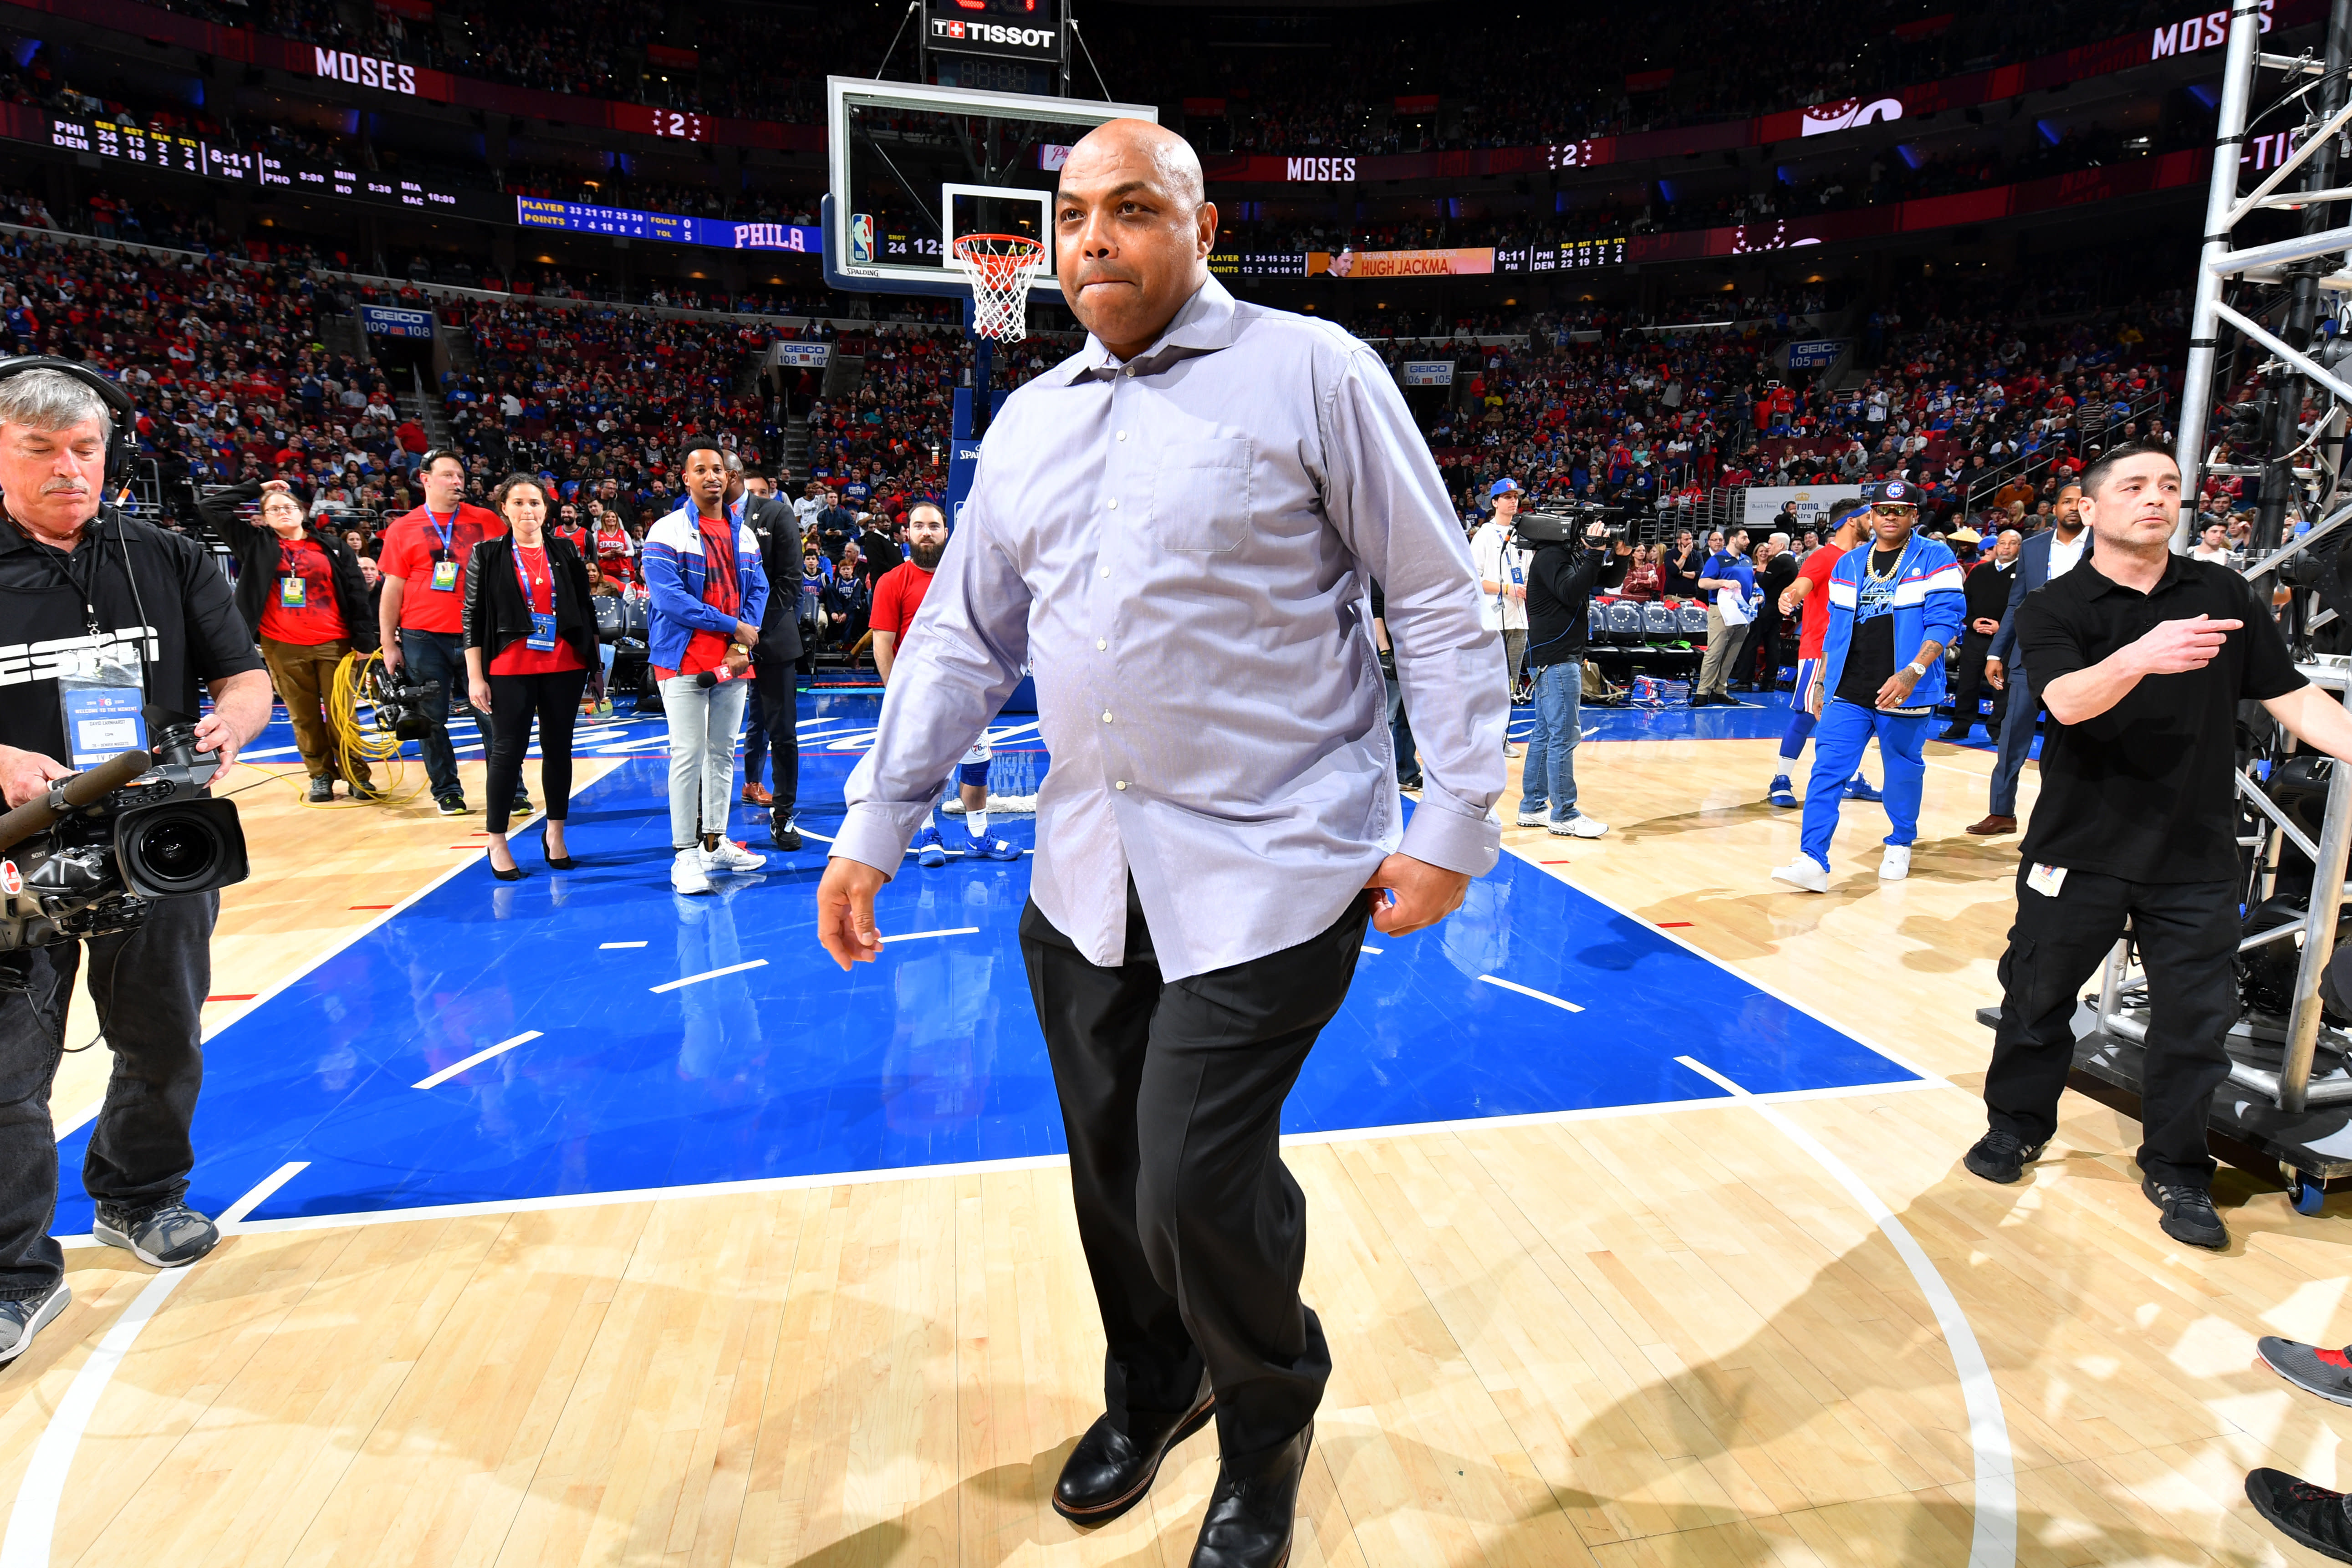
120, 0, 2216, 156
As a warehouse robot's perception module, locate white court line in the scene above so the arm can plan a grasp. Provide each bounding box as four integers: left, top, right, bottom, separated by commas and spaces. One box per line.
1478, 974, 1584, 1013
651, 959, 768, 993
54, 813, 499, 1147
2, 1161, 309, 1568
600, 940, 648, 950
413, 1030, 543, 1091
1677, 1056, 2014, 1568
207, 1076, 1944, 1242
884, 927, 979, 942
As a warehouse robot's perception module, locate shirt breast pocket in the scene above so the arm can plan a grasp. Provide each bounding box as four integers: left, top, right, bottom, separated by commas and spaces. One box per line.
1148, 437, 1252, 553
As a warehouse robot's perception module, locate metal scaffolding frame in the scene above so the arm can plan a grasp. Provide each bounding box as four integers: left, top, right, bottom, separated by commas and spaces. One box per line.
2137, 0, 2352, 1121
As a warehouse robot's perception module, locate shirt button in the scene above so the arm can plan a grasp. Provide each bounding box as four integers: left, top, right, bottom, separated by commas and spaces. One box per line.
1102, 710, 1113, 723
1107, 498, 1118, 510
1117, 430, 1127, 441
1115, 780, 1128, 790
1096, 638, 1107, 650
1100, 567, 1110, 577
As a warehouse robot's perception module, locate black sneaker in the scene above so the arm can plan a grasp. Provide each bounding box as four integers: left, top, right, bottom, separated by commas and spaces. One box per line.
511, 793, 532, 816
2257, 1336, 2352, 1407
92, 1200, 219, 1268
0, 1279, 69, 1367
306, 776, 334, 803
2143, 1177, 2228, 1250
1963, 1129, 2046, 1185
771, 814, 803, 851
347, 777, 384, 802
2247, 1468, 2352, 1562
435, 793, 469, 816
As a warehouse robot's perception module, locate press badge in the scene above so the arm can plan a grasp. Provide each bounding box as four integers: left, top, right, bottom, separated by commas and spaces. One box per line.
2026, 863, 2068, 898
279, 573, 308, 608
55, 645, 148, 767
526, 612, 559, 652
429, 557, 460, 592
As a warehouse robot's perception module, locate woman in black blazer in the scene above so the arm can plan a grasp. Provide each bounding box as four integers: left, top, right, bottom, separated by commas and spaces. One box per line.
462, 474, 601, 878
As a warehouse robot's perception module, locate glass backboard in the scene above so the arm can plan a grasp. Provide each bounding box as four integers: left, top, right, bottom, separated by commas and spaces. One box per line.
824, 76, 1159, 300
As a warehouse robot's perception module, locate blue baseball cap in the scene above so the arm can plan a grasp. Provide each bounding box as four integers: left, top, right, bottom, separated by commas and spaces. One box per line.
1860, 478, 1918, 508
1489, 477, 1520, 498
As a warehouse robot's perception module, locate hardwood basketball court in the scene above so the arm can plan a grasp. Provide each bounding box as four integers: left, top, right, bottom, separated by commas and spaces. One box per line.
3, 706, 2345, 1568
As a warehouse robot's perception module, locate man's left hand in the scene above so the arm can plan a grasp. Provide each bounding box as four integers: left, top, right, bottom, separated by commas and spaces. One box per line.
192, 711, 243, 787
1365, 853, 1472, 938
1874, 668, 1921, 711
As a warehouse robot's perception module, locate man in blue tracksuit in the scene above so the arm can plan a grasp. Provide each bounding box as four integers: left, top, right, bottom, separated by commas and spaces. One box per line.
1771, 478, 1966, 891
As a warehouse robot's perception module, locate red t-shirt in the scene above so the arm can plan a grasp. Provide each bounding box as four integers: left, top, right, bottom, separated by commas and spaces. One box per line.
592, 522, 636, 587
1796, 541, 1844, 660
653, 518, 744, 682
255, 536, 347, 646
487, 543, 587, 677
870, 559, 934, 647
378, 502, 506, 634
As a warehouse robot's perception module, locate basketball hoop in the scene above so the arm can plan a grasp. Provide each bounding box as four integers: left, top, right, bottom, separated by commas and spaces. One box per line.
950, 233, 1047, 343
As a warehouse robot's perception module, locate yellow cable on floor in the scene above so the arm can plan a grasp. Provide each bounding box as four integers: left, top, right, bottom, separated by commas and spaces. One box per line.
322, 649, 433, 807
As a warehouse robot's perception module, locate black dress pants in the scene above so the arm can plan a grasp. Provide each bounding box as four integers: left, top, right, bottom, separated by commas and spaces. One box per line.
1943, 629, 2005, 736
749, 656, 799, 817
0, 892, 214, 1298
1020, 881, 1371, 1460
1984, 866, 2239, 1189
484, 667, 588, 834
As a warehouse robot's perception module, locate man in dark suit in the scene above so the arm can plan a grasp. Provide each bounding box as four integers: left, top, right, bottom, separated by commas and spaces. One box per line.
1971, 483, 2089, 834
1940, 526, 2016, 741
739, 467, 806, 848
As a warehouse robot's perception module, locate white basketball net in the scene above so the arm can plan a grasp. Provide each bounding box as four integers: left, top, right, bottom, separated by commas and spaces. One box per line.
951, 234, 1047, 343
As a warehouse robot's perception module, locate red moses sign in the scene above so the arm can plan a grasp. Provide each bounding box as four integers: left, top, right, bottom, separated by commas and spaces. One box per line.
311, 47, 420, 95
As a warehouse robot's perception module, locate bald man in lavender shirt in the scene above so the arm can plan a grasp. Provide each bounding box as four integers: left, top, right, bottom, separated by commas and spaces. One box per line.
815, 120, 1507, 1568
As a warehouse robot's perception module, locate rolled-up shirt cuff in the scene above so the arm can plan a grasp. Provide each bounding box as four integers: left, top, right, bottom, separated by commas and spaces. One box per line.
830, 801, 925, 877
1399, 784, 1502, 877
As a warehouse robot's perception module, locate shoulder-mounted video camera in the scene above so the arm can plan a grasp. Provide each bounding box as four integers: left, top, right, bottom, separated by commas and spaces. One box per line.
0, 718, 250, 970
1513, 503, 1623, 549
367, 664, 446, 741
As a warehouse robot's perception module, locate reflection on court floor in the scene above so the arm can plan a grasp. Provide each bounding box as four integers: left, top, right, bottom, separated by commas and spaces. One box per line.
55, 695, 1923, 1235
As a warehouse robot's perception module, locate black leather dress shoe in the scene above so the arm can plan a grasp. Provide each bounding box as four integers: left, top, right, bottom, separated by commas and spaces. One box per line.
1189, 1422, 1311, 1568
1052, 1378, 1215, 1526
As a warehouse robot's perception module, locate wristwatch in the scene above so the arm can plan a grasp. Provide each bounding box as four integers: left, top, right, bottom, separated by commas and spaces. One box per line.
1904, 660, 1929, 678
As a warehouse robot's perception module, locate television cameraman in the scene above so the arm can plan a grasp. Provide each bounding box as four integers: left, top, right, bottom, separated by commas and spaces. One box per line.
1514, 507, 1626, 838
0, 362, 272, 1366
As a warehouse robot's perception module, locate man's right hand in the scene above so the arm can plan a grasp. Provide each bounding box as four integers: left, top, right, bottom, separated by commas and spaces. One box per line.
0, 745, 73, 808
1985, 656, 2005, 691
382, 640, 404, 674
735, 620, 760, 648
817, 856, 890, 970
2130, 614, 2241, 676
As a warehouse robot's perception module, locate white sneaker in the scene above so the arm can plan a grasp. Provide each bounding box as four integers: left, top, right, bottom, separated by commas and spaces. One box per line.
1771, 855, 1831, 893
1514, 810, 1550, 827
1504, 743, 1524, 758
671, 848, 714, 895
1879, 844, 1913, 882
703, 838, 767, 873
1551, 815, 1608, 839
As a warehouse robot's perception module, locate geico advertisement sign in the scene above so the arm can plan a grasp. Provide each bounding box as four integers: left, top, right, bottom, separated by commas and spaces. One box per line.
1310, 247, 1495, 278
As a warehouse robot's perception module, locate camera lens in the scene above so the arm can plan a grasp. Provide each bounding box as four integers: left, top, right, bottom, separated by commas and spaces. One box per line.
114, 799, 249, 898
142, 819, 211, 881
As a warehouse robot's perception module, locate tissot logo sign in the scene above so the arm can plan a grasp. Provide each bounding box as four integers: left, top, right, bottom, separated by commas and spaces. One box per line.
928, 6, 1062, 63
310, 47, 420, 95
1286, 157, 1357, 182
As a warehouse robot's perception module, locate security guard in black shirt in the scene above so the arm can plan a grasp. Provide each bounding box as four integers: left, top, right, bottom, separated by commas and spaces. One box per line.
1966, 442, 2352, 1252
0, 360, 272, 1368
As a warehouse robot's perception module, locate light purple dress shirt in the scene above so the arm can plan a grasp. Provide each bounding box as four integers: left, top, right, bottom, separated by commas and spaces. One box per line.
835, 274, 1508, 980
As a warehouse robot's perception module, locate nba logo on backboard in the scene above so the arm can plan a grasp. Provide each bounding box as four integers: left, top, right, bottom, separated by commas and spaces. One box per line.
849, 213, 875, 265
